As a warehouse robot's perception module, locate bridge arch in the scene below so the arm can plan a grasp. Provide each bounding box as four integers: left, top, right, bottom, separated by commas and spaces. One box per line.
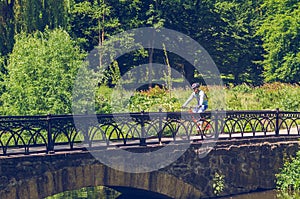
0, 157, 202, 199
40, 164, 202, 199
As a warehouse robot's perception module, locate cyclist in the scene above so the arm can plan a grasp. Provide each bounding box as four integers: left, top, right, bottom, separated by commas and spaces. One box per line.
182, 83, 209, 133
182, 83, 208, 113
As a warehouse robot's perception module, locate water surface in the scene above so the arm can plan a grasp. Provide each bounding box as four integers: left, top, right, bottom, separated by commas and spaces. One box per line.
46, 187, 300, 199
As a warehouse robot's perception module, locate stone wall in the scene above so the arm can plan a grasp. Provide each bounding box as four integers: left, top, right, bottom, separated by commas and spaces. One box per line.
163, 136, 300, 198
0, 136, 299, 199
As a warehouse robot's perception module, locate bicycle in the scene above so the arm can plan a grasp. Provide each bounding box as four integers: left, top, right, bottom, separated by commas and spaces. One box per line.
182, 106, 215, 139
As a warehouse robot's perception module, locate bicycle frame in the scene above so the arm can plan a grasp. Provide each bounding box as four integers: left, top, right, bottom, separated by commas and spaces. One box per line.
182, 107, 213, 139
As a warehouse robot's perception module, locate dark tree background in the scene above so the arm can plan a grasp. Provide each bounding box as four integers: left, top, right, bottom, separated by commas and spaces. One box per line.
0, 0, 299, 86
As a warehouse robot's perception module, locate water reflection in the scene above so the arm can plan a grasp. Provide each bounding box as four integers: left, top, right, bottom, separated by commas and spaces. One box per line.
45, 186, 121, 199
45, 187, 300, 199
44, 186, 169, 199
221, 190, 278, 199
221, 190, 300, 199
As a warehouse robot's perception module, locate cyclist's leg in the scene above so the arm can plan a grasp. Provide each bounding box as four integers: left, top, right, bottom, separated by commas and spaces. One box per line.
196, 108, 204, 131
198, 106, 215, 138
192, 107, 198, 113
196, 105, 209, 130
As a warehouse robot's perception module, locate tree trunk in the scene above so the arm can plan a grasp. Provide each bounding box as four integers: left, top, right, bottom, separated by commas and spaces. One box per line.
183, 63, 195, 84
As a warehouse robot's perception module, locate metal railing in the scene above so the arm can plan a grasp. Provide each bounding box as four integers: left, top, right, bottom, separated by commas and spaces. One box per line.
0, 109, 299, 156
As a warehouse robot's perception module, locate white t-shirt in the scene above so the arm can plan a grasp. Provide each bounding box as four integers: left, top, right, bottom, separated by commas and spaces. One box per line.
183, 90, 208, 107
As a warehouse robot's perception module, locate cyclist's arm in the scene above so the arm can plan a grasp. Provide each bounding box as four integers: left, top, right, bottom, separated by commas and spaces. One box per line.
182, 93, 194, 107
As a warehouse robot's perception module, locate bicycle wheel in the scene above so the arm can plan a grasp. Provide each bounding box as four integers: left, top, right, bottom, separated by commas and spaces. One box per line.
202, 120, 215, 138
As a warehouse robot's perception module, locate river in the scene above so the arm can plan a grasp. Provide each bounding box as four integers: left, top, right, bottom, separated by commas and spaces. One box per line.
46, 187, 298, 199
221, 190, 278, 199
221, 189, 300, 199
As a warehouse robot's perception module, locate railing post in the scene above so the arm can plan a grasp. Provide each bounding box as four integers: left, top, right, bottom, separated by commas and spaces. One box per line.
214, 110, 219, 139
158, 108, 162, 145
47, 114, 54, 153
140, 110, 147, 146
275, 108, 280, 136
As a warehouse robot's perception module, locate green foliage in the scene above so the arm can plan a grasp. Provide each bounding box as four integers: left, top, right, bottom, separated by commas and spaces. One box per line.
93, 85, 191, 114
214, 0, 264, 85
257, 0, 300, 83
1, 0, 299, 86
231, 83, 253, 94
212, 171, 225, 196
13, 0, 69, 33
128, 86, 181, 112
99, 82, 300, 113
225, 83, 300, 111
146, 1, 165, 28
276, 151, 300, 191
0, 28, 86, 115
0, 0, 14, 55
276, 191, 300, 199
95, 85, 113, 114
70, 0, 120, 51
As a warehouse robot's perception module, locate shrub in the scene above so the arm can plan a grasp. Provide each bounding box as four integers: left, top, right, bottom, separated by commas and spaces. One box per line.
95, 85, 113, 113
128, 85, 182, 112
225, 83, 300, 111
276, 151, 300, 191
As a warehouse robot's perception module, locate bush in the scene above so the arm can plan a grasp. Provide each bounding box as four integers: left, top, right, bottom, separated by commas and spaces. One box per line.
225, 83, 300, 111
95, 85, 113, 113
276, 151, 300, 191
128, 86, 182, 112
94, 82, 300, 113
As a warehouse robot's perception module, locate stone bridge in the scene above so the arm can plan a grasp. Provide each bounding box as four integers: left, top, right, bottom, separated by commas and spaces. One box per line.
0, 136, 299, 199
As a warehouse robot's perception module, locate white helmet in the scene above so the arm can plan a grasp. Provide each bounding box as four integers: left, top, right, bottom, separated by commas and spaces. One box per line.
191, 83, 200, 89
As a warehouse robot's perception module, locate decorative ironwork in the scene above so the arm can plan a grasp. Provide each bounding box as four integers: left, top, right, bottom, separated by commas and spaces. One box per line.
0, 109, 300, 156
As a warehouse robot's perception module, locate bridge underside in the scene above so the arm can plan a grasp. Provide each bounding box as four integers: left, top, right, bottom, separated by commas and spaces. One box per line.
108, 186, 172, 199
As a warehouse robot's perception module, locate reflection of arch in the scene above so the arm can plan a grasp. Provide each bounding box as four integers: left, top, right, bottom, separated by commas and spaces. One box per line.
107, 186, 172, 198
0, 162, 202, 199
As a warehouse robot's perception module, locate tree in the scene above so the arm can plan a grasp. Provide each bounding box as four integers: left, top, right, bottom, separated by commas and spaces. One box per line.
257, 0, 300, 83
70, 0, 121, 86
0, 28, 86, 115
0, 0, 15, 56
0, 0, 70, 59
159, 0, 227, 83
12, 0, 69, 33
146, 0, 165, 87
214, 0, 264, 85
70, 0, 120, 52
